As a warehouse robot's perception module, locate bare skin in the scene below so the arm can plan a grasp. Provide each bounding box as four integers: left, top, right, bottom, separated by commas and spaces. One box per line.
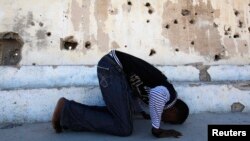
140, 106, 182, 138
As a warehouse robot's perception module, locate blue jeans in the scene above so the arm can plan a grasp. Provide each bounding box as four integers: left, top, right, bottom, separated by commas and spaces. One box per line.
60, 54, 133, 136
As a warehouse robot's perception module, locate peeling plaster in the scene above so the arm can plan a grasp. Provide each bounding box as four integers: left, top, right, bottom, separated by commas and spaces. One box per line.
195, 64, 211, 81
70, 0, 83, 31
111, 41, 120, 49
0, 0, 249, 65
233, 82, 250, 91
94, 0, 110, 52
70, 0, 91, 46
210, 0, 250, 58
162, 0, 223, 60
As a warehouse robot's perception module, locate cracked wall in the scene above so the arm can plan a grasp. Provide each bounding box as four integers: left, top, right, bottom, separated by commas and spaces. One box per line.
0, 0, 249, 65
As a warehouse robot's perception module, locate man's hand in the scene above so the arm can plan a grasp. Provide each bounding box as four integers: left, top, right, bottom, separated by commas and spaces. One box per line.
140, 111, 150, 120
151, 127, 182, 138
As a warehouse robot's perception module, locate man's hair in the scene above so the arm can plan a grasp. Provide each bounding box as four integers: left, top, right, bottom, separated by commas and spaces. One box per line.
171, 99, 189, 124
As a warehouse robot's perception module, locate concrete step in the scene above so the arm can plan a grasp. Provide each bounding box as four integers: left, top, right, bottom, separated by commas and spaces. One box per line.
0, 81, 249, 123
1, 65, 249, 123
1, 65, 250, 90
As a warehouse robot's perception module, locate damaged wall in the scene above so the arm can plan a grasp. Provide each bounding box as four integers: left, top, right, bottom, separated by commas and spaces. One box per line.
0, 0, 249, 65
0, 32, 24, 65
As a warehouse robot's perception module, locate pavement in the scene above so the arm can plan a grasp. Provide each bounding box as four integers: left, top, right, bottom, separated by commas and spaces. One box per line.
0, 112, 250, 141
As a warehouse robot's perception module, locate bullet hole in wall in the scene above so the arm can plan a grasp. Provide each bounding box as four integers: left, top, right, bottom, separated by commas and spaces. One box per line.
195, 12, 198, 15
224, 26, 231, 35
31, 21, 35, 26
165, 24, 170, 29
248, 27, 250, 33
183, 26, 186, 29
60, 36, 78, 50
214, 54, 222, 61
233, 33, 240, 38
191, 41, 195, 45
213, 23, 218, 28
173, 19, 178, 24
234, 10, 240, 16
238, 20, 243, 28
127, 1, 132, 6
148, 9, 154, 14
109, 9, 118, 15
149, 49, 156, 56
32, 63, 36, 66
145, 2, 151, 7
175, 48, 179, 52
144, 2, 154, 15
189, 19, 195, 24
124, 45, 127, 48
146, 19, 150, 23
181, 9, 190, 16
39, 22, 44, 27
9, 49, 20, 63
46, 32, 51, 37
226, 27, 231, 31
64, 42, 78, 50
0, 32, 24, 66
85, 41, 91, 49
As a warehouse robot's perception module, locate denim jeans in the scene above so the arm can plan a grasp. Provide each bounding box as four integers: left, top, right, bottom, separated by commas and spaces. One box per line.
60, 54, 134, 136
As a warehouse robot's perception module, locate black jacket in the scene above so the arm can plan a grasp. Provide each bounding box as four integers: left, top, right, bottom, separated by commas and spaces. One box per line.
115, 50, 177, 106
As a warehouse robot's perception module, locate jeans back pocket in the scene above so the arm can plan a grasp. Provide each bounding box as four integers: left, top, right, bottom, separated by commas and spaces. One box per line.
98, 66, 111, 88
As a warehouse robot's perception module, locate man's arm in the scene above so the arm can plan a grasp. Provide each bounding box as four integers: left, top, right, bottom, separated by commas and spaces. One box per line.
148, 86, 182, 138
151, 127, 182, 138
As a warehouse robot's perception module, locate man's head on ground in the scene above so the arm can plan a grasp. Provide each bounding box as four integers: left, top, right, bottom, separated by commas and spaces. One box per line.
161, 99, 189, 124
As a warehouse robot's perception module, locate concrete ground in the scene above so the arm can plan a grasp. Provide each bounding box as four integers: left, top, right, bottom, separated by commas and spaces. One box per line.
0, 112, 250, 141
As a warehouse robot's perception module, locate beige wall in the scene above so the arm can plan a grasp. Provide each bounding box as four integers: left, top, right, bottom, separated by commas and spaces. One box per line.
0, 0, 249, 65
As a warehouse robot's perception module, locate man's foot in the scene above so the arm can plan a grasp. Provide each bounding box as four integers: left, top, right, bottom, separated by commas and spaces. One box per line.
52, 97, 66, 133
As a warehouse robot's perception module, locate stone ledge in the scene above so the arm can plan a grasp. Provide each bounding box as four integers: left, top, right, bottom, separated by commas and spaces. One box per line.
0, 82, 249, 123
1, 65, 250, 90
